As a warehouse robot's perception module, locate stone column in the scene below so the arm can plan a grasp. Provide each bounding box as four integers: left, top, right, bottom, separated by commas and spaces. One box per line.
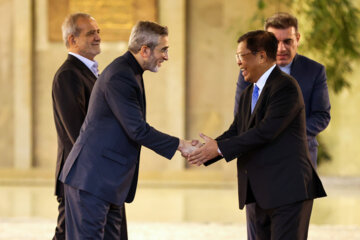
13, 0, 33, 168
158, 0, 186, 170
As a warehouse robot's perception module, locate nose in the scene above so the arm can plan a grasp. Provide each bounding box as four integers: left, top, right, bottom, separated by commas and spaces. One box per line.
237, 58, 242, 66
163, 51, 169, 61
278, 41, 286, 51
95, 32, 101, 42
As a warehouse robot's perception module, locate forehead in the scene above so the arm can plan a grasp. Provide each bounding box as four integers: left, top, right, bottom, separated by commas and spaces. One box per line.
266, 26, 296, 40
237, 41, 248, 53
77, 17, 99, 32
156, 35, 169, 48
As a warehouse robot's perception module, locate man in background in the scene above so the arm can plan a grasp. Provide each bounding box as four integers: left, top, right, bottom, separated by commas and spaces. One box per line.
234, 13, 331, 239
52, 13, 127, 240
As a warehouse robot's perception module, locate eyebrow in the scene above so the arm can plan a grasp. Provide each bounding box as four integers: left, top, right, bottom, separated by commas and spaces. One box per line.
86, 29, 100, 35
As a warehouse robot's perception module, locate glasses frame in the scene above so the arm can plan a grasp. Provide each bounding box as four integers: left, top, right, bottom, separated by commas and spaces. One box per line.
235, 51, 257, 62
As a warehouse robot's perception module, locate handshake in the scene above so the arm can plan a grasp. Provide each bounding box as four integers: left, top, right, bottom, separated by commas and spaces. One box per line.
177, 133, 222, 166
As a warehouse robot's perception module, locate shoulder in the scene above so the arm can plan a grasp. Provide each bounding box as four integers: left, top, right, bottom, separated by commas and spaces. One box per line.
102, 55, 137, 83
53, 63, 84, 90
268, 67, 301, 94
293, 54, 325, 71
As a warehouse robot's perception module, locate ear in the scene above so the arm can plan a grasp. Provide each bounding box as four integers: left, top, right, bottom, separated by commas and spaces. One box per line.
139, 45, 150, 59
68, 34, 76, 47
259, 51, 266, 63
295, 32, 301, 46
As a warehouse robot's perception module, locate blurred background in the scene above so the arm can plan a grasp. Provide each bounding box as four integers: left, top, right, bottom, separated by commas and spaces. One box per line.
1, 0, 360, 239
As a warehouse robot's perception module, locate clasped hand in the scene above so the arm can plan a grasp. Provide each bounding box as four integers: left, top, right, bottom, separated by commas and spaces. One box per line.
178, 133, 220, 166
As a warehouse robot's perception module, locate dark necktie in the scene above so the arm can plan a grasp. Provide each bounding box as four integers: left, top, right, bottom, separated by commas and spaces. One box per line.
251, 84, 259, 113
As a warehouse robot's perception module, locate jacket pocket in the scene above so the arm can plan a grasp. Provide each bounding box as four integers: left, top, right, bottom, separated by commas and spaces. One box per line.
102, 148, 129, 165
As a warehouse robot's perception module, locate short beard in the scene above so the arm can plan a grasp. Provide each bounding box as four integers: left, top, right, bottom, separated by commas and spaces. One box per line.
143, 56, 159, 72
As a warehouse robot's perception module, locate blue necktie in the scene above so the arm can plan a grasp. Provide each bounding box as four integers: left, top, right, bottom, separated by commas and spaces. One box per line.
251, 84, 259, 113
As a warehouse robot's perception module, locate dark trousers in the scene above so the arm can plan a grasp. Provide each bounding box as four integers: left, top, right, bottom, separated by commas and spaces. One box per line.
64, 184, 128, 240
246, 200, 313, 240
245, 203, 256, 240
53, 196, 66, 240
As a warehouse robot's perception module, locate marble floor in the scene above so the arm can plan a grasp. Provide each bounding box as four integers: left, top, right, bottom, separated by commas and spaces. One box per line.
0, 219, 360, 240
0, 170, 360, 239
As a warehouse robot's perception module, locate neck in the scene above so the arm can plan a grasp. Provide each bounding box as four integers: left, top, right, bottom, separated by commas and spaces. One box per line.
130, 51, 146, 71
68, 48, 94, 61
253, 61, 276, 83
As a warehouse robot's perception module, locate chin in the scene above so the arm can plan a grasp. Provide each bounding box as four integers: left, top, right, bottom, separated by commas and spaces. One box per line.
149, 67, 159, 72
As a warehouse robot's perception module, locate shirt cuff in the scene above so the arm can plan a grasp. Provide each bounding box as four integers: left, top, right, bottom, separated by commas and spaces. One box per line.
217, 147, 223, 157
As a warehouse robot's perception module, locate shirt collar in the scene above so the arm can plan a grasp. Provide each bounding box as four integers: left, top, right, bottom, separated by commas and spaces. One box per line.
254, 64, 276, 95
68, 52, 99, 77
278, 61, 292, 75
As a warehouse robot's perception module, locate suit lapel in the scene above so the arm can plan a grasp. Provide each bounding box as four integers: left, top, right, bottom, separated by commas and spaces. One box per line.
123, 51, 147, 119
290, 54, 302, 83
246, 67, 280, 129
67, 54, 97, 84
134, 74, 146, 119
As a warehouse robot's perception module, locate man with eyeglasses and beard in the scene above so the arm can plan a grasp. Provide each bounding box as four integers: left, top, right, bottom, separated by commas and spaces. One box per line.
59, 21, 196, 239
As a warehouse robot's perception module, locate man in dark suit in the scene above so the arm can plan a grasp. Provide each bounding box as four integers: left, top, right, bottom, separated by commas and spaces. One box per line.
59, 21, 195, 239
52, 13, 128, 240
188, 30, 326, 239
233, 12, 331, 240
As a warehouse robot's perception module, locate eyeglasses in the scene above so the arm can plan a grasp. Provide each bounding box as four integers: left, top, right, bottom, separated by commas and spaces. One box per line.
235, 51, 257, 61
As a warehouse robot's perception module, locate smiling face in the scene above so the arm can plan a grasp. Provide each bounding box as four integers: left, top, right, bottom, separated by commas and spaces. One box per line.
267, 26, 300, 67
236, 41, 263, 83
70, 17, 101, 60
143, 36, 169, 72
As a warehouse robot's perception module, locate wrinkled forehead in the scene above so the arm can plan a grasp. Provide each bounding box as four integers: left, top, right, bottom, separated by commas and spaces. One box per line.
77, 17, 98, 31
266, 26, 297, 41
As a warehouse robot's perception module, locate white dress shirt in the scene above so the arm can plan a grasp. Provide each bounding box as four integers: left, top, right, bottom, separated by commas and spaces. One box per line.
253, 64, 276, 97
279, 62, 292, 75
68, 52, 99, 77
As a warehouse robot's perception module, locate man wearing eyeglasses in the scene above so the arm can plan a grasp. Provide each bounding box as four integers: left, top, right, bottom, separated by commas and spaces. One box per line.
233, 12, 331, 240
59, 21, 196, 239
188, 30, 326, 240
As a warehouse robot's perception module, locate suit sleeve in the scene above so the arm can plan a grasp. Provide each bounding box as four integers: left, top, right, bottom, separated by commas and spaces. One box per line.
52, 70, 87, 144
219, 80, 304, 161
234, 71, 251, 116
306, 66, 331, 137
104, 73, 179, 159
204, 115, 239, 166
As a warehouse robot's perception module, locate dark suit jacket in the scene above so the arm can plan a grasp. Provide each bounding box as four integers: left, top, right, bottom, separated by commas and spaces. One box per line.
52, 54, 97, 197
59, 51, 179, 205
207, 66, 326, 210
234, 54, 331, 166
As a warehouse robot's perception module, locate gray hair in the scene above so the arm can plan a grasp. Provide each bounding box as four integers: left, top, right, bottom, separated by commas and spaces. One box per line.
128, 21, 168, 53
62, 13, 93, 48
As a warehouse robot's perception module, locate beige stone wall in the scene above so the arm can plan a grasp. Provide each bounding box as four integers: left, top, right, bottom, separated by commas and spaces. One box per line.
32, 0, 187, 170
0, 0, 14, 167
1, 0, 360, 176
